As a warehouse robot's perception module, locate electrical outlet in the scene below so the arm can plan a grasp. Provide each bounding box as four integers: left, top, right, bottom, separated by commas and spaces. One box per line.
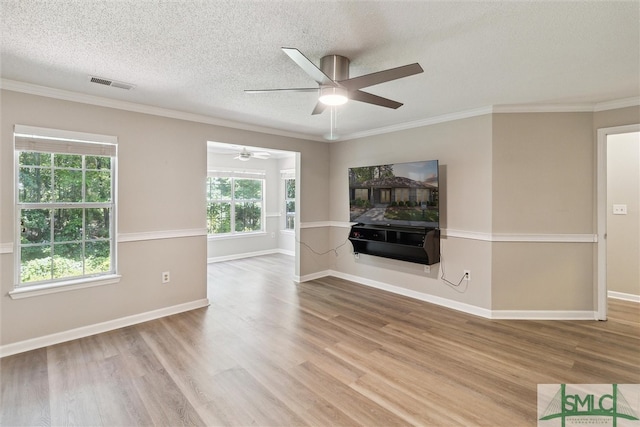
463, 270, 471, 281
162, 271, 170, 284
424, 265, 431, 273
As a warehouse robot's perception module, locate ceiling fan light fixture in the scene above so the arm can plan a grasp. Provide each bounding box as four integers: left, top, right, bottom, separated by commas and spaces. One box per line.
319, 86, 348, 106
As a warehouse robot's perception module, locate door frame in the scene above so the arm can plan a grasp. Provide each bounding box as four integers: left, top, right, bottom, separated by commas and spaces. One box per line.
596, 123, 640, 320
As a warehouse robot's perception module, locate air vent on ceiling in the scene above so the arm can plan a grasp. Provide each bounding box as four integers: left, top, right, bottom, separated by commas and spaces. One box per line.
88, 76, 135, 90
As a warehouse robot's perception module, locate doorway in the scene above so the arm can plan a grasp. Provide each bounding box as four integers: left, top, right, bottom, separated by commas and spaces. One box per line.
205, 141, 301, 290
596, 124, 640, 320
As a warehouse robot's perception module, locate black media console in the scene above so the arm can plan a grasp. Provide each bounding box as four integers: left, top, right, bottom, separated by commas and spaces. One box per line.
348, 223, 440, 265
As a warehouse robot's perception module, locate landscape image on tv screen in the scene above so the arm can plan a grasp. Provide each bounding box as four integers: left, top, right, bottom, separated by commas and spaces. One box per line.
349, 160, 439, 228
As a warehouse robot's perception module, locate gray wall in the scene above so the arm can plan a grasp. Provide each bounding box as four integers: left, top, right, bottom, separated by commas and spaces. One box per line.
1, 87, 638, 349
491, 113, 595, 310
328, 114, 494, 310
0, 89, 329, 347
328, 107, 640, 313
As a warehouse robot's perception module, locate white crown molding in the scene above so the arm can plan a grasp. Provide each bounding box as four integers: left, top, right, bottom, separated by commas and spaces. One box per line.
3, 78, 636, 143
118, 228, 207, 243
340, 98, 639, 141
0, 298, 210, 358
0, 79, 324, 142
593, 97, 640, 112
494, 97, 640, 114
492, 104, 595, 113
341, 106, 494, 141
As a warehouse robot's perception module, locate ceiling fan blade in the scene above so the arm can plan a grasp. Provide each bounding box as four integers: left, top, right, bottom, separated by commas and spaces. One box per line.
339, 63, 423, 91
349, 90, 403, 109
244, 88, 318, 94
311, 101, 328, 115
282, 47, 335, 86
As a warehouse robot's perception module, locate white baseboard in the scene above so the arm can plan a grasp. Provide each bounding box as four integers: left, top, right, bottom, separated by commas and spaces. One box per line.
329, 270, 493, 319
608, 291, 640, 303
490, 310, 597, 320
0, 298, 210, 358
297, 269, 599, 320
297, 269, 332, 284
207, 248, 293, 263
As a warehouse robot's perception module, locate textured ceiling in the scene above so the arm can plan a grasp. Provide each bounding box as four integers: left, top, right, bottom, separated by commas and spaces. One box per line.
1, 1, 639, 141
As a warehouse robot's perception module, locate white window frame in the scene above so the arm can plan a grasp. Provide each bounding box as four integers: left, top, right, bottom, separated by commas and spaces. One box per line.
10, 125, 119, 299
281, 169, 295, 231
207, 169, 266, 238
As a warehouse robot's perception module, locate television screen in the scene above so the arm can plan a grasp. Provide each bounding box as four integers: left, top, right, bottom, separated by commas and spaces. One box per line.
349, 160, 439, 228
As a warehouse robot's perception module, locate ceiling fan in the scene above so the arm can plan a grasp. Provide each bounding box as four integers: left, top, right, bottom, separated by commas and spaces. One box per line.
234, 147, 271, 161
245, 47, 424, 115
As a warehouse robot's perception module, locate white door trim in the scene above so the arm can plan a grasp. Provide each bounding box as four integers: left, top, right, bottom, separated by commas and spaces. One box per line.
596, 124, 640, 320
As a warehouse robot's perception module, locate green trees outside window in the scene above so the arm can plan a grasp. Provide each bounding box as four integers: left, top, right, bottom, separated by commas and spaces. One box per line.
207, 176, 263, 235
17, 151, 114, 284
284, 178, 295, 230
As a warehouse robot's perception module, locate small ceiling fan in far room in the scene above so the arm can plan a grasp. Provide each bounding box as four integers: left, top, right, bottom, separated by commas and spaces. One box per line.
234, 147, 271, 161
245, 47, 424, 115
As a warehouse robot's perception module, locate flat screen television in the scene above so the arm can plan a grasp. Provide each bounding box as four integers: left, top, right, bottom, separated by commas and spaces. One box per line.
348, 160, 439, 228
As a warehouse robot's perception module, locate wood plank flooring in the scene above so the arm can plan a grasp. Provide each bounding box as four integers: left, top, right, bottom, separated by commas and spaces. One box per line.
1, 253, 639, 426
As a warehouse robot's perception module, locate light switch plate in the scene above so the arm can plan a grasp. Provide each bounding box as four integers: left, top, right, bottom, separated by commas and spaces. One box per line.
613, 204, 628, 215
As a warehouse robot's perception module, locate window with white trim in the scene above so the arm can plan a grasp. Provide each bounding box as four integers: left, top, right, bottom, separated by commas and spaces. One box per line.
207, 170, 265, 235
14, 125, 117, 288
281, 169, 295, 230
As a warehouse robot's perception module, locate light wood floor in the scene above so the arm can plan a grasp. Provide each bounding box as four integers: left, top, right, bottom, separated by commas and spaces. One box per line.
1, 254, 639, 426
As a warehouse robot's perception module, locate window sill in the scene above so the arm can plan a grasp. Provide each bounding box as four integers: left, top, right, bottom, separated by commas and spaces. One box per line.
8, 274, 121, 300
